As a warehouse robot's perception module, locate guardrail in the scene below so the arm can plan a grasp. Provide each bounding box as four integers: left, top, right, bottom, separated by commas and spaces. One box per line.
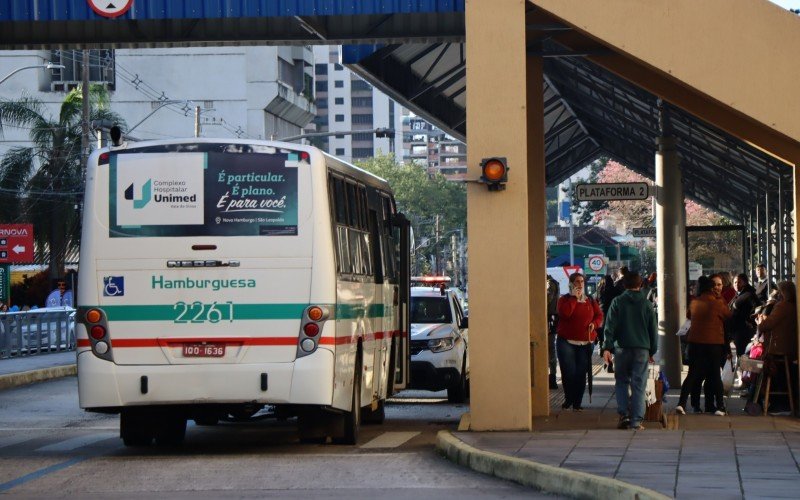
0, 308, 76, 359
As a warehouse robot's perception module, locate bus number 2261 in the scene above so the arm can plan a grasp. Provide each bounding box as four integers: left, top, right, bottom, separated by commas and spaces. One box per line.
174, 301, 234, 323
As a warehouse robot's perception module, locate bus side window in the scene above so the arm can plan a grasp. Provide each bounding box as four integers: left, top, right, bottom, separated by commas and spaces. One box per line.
380, 194, 397, 281
369, 209, 383, 282
346, 182, 359, 229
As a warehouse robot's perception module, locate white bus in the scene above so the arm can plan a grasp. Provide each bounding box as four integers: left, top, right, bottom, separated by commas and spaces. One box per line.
76, 139, 410, 446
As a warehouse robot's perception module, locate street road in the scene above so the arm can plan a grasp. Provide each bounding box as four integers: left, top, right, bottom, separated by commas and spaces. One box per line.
0, 379, 551, 498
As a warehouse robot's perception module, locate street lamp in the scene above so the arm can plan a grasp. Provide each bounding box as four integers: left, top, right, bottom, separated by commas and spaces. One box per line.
0, 62, 65, 85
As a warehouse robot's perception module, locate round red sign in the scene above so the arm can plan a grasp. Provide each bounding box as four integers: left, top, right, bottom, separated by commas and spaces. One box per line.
88, 0, 134, 18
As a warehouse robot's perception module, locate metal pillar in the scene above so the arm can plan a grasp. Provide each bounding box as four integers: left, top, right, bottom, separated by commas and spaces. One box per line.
655, 101, 686, 386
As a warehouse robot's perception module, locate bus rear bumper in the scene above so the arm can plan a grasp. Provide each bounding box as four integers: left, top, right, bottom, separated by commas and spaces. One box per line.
77, 348, 334, 409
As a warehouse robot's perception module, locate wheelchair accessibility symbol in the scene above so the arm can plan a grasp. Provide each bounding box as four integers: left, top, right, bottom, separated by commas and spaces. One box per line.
103, 276, 125, 296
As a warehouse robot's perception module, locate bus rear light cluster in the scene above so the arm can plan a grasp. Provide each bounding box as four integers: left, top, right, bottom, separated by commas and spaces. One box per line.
80, 307, 113, 360
297, 305, 332, 357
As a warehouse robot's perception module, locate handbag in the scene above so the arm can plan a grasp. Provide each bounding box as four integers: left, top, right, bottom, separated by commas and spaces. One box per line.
721, 359, 735, 394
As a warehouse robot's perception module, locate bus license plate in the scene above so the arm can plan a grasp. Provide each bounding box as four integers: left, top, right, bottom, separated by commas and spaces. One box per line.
182, 344, 225, 357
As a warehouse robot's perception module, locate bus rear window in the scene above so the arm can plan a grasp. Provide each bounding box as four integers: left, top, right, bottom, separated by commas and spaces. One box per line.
108, 151, 300, 237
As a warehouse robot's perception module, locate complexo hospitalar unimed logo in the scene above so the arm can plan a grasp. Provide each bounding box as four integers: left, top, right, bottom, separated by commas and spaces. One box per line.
124, 179, 151, 209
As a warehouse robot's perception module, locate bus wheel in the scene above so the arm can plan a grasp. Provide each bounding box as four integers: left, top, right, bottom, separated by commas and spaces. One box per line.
333, 359, 361, 444
361, 400, 385, 424
447, 357, 468, 404
154, 413, 187, 446
120, 410, 153, 447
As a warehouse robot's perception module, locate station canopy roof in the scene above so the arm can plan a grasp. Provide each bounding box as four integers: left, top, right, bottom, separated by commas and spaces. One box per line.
0, 1, 792, 223
343, 16, 793, 223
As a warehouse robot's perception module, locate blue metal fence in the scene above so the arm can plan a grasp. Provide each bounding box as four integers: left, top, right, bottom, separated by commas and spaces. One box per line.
0, 308, 76, 359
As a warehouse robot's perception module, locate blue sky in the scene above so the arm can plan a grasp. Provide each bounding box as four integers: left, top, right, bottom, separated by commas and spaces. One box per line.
769, 0, 800, 9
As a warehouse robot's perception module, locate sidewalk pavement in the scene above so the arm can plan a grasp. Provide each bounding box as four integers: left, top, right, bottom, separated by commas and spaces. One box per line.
439, 359, 800, 499
0, 351, 76, 390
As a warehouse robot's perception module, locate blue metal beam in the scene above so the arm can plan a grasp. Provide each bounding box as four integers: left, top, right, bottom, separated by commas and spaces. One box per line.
0, 0, 464, 22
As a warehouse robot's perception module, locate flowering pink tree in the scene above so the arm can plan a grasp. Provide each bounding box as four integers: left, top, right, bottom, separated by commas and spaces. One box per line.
591, 160, 721, 229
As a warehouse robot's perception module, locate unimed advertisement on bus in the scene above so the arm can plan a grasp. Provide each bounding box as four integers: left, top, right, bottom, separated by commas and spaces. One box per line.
108, 151, 299, 237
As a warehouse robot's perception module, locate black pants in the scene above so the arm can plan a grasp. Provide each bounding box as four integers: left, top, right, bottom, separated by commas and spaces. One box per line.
679, 343, 725, 411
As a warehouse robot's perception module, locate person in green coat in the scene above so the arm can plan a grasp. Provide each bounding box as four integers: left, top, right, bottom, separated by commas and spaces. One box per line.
602, 272, 658, 430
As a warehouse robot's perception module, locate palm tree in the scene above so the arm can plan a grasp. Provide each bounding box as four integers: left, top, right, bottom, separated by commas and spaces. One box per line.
0, 85, 124, 281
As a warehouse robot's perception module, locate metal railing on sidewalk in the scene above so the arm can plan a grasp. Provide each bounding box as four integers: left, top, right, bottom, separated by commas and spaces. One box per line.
0, 308, 76, 359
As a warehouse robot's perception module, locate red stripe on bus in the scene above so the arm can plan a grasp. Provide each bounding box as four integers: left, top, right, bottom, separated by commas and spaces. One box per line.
76, 331, 407, 348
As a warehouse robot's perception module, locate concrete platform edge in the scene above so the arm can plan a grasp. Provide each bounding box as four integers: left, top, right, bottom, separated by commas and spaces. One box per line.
436, 430, 670, 500
0, 364, 77, 391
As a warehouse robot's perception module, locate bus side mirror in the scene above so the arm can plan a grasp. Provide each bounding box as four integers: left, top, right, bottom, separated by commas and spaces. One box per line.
459, 317, 469, 329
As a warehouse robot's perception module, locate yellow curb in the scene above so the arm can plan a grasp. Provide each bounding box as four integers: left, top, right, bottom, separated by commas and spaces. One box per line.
0, 364, 77, 391
436, 430, 670, 500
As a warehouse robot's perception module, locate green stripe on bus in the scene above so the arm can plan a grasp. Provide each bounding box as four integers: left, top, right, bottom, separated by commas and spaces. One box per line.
336, 303, 386, 319
92, 304, 309, 321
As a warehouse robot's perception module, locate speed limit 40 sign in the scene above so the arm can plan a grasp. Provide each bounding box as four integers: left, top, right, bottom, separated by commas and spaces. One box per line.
88, 0, 134, 18
587, 254, 606, 273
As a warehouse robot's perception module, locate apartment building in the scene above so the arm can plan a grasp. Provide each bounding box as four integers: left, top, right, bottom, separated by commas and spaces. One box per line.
310, 46, 403, 163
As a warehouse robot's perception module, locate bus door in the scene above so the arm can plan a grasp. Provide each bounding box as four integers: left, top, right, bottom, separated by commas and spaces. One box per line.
391, 212, 411, 391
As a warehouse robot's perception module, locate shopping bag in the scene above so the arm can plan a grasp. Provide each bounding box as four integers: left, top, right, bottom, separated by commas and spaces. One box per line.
645, 378, 657, 405
721, 359, 735, 394
676, 319, 691, 337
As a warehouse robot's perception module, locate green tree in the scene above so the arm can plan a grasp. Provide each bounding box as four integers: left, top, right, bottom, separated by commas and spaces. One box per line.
356, 155, 466, 274
0, 86, 124, 280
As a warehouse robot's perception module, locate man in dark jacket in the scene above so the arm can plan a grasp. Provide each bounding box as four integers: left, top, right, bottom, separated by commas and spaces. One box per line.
728, 273, 759, 357
602, 272, 658, 430
754, 264, 775, 304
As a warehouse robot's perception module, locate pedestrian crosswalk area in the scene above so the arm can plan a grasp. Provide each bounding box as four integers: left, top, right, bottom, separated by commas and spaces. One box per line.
0, 427, 429, 456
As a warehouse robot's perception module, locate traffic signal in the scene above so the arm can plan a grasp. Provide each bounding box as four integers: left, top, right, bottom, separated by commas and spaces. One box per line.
374, 128, 395, 138
480, 157, 508, 191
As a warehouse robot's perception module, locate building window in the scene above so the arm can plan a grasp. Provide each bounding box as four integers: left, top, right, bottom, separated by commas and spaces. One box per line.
315, 81, 327, 92
334, 63, 344, 71
411, 145, 427, 155
334, 80, 344, 88
352, 97, 373, 107
352, 133, 372, 141
352, 148, 373, 159
335, 97, 344, 105
352, 114, 373, 125
335, 134, 345, 139
316, 98, 328, 109
49, 49, 116, 91
335, 114, 345, 122
336, 148, 345, 156
315, 63, 328, 75
352, 80, 371, 91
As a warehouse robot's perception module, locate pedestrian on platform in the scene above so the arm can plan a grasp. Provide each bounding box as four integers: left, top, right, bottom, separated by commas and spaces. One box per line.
557, 273, 603, 411
597, 274, 620, 373
728, 273, 759, 358
602, 272, 658, 430
676, 275, 732, 416
719, 271, 737, 304
547, 274, 561, 390
754, 264, 776, 304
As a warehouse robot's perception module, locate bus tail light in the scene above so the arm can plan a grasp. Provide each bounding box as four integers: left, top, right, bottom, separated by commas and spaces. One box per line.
78, 307, 113, 362
297, 305, 334, 357
90, 325, 107, 340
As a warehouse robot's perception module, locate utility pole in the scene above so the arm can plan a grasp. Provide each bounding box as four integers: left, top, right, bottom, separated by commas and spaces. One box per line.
81, 50, 90, 168
434, 215, 441, 275
194, 106, 201, 137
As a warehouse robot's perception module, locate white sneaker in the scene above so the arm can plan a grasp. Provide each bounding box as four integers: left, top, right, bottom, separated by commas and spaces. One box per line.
675, 405, 686, 415
714, 410, 726, 416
